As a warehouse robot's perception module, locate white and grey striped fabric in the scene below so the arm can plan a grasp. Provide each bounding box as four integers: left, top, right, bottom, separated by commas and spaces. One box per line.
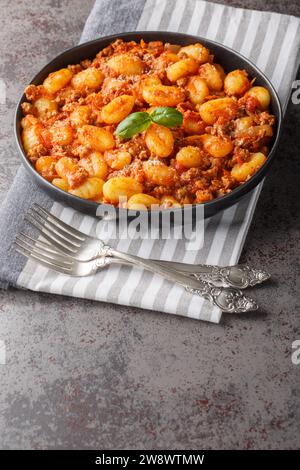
5, 0, 300, 322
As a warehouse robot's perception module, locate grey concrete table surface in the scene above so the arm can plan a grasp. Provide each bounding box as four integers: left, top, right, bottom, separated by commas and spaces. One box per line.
0, 0, 299, 450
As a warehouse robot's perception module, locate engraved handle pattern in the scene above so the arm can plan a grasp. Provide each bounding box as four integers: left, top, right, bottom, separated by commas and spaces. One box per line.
193, 265, 270, 289
185, 284, 258, 313
93, 246, 259, 313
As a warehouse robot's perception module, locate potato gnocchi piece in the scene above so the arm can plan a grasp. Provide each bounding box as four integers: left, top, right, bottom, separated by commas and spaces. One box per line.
49, 122, 73, 146
178, 43, 210, 64
182, 111, 206, 135
78, 151, 108, 179
103, 177, 143, 204
224, 69, 250, 96
231, 152, 266, 182
77, 125, 115, 152
34, 97, 58, 117
107, 54, 144, 75
22, 124, 44, 153
246, 86, 271, 110
236, 124, 273, 141
70, 105, 91, 127
198, 97, 237, 125
43, 68, 73, 94
166, 58, 199, 82
198, 63, 225, 91
176, 146, 203, 168
71, 67, 104, 91
141, 76, 162, 89
154, 52, 179, 71
104, 149, 132, 170
143, 161, 177, 186
35, 156, 57, 181
142, 84, 185, 107
69, 177, 105, 199
201, 134, 234, 158
127, 193, 160, 210
234, 116, 255, 134
101, 95, 135, 124
55, 157, 88, 189
186, 76, 210, 105
145, 124, 174, 158
52, 178, 69, 191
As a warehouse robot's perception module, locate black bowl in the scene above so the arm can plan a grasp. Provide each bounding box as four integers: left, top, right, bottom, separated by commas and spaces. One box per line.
15, 31, 282, 220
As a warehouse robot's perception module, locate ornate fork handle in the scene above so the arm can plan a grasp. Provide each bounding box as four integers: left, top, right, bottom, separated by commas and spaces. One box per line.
185, 285, 258, 314
190, 265, 270, 289
92, 244, 269, 290
98, 245, 258, 313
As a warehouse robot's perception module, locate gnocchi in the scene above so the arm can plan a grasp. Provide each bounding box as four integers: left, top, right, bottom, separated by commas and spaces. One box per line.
34, 97, 58, 117
21, 38, 275, 207
70, 105, 91, 127
101, 95, 135, 124
104, 149, 132, 170
198, 63, 225, 91
142, 84, 185, 107
186, 76, 210, 105
55, 157, 88, 189
78, 152, 108, 179
200, 135, 234, 158
71, 67, 104, 91
246, 86, 271, 110
145, 124, 174, 158
166, 58, 199, 82
103, 177, 143, 204
198, 97, 237, 125
35, 156, 57, 181
43, 68, 73, 94
176, 146, 203, 168
179, 43, 210, 64
107, 54, 144, 75
78, 125, 115, 152
143, 160, 177, 186
49, 122, 73, 146
69, 177, 105, 199
231, 152, 266, 182
127, 193, 160, 210
224, 69, 250, 96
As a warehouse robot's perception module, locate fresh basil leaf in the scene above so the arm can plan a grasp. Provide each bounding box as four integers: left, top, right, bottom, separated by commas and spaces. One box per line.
115, 112, 151, 139
150, 107, 183, 128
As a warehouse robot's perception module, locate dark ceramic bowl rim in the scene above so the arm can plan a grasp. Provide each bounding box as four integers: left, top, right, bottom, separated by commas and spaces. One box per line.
14, 31, 283, 216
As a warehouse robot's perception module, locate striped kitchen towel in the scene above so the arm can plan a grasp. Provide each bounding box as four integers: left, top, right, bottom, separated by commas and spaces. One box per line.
0, 0, 299, 322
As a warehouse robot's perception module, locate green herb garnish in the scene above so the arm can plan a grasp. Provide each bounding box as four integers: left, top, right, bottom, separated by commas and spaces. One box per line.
115, 107, 183, 139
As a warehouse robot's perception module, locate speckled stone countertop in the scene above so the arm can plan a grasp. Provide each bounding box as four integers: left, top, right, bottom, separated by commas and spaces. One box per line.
0, 0, 299, 450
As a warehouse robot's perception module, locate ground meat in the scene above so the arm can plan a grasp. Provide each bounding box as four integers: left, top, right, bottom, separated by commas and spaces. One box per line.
25, 84, 44, 101
21, 102, 37, 116
27, 144, 48, 162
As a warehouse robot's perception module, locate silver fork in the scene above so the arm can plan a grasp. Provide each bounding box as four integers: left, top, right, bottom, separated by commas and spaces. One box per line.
27, 203, 270, 289
15, 232, 258, 314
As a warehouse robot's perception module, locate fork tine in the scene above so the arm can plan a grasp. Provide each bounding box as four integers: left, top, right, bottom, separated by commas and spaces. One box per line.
29, 207, 81, 246
15, 239, 74, 269
15, 245, 73, 275
25, 213, 79, 255
33, 203, 86, 240
17, 232, 65, 254
16, 235, 74, 266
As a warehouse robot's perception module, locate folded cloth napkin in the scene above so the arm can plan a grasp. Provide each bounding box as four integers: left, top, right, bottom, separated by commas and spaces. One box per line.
0, 0, 299, 322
